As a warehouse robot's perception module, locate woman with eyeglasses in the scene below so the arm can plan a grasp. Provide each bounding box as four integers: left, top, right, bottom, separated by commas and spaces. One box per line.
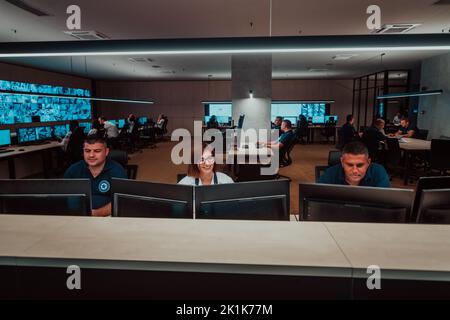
178, 143, 234, 186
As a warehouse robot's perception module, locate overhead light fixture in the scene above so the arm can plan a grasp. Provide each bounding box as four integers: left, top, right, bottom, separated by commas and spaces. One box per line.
272, 100, 335, 104
0, 90, 154, 104
201, 101, 231, 104
249, 90, 254, 99
377, 89, 443, 99
1, 34, 450, 58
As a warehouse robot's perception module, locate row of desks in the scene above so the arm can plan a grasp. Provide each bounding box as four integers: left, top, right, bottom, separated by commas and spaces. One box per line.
1, 214, 449, 299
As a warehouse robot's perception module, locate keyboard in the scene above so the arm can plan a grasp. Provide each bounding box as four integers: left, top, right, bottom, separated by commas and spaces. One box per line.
0, 149, 14, 154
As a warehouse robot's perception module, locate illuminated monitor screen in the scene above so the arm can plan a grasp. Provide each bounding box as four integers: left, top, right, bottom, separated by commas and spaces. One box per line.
325, 115, 338, 123
312, 115, 325, 124
138, 117, 148, 125
18, 126, 52, 143
0, 80, 92, 125
53, 124, 70, 138
0, 129, 11, 147
271, 104, 299, 122
80, 122, 92, 134
108, 120, 117, 126
118, 119, 126, 129
207, 104, 232, 117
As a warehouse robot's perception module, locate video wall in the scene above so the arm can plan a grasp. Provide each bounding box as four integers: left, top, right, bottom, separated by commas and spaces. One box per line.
271, 103, 327, 123
0, 80, 92, 125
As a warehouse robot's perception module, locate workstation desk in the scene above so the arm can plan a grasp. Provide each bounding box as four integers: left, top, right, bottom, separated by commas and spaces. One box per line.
0, 141, 61, 179
1, 214, 449, 299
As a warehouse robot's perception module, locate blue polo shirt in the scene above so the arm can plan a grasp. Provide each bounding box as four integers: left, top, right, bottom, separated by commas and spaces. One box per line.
64, 158, 127, 209
318, 163, 391, 188
278, 129, 295, 147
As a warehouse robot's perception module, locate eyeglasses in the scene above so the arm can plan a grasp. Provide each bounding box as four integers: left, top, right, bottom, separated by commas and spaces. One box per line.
199, 156, 215, 164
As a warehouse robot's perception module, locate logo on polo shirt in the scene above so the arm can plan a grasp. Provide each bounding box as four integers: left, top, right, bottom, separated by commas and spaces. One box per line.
98, 180, 110, 193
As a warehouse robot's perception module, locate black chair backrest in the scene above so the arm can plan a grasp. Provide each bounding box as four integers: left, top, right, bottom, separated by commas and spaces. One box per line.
108, 149, 128, 167
315, 166, 329, 182
385, 138, 402, 169
328, 150, 342, 166
412, 176, 450, 222
416, 129, 429, 140
177, 173, 187, 183
66, 127, 86, 165
417, 189, 450, 224
430, 139, 450, 172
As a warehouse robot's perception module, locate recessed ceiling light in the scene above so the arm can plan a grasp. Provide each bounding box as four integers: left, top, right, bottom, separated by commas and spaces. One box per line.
332, 54, 358, 60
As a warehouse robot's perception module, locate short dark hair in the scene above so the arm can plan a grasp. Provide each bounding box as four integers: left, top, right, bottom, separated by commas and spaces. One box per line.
99, 116, 107, 121
84, 134, 107, 146
275, 116, 283, 121
346, 114, 354, 122
282, 119, 292, 128
401, 117, 410, 123
69, 120, 79, 132
342, 141, 369, 158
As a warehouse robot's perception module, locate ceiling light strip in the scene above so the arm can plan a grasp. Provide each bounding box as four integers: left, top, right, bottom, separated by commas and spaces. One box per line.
1, 34, 450, 58
376, 90, 443, 99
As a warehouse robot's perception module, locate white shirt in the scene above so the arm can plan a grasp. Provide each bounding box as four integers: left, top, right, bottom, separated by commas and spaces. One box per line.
60, 131, 72, 152
178, 172, 234, 186
104, 121, 119, 138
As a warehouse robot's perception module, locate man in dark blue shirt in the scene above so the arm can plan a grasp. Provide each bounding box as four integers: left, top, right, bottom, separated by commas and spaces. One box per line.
319, 141, 390, 187
263, 119, 295, 166
339, 114, 359, 149
396, 118, 419, 138
64, 135, 127, 216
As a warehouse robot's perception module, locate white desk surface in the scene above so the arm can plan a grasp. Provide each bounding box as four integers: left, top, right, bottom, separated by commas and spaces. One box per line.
325, 222, 450, 278
0, 215, 350, 276
0, 141, 61, 159
398, 138, 431, 151
2, 215, 450, 280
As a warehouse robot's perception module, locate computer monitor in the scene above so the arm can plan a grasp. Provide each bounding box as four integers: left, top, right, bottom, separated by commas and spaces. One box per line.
53, 124, 70, 138
138, 117, 148, 125
283, 116, 298, 125
412, 176, 450, 222
80, 122, 92, 134
17, 126, 52, 144
111, 178, 194, 219
195, 179, 290, 221
0, 129, 11, 148
417, 189, 450, 224
299, 183, 414, 223
118, 119, 126, 129
0, 179, 92, 216
204, 116, 212, 124
108, 120, 117, 126
325, 115, 338, 123
312, 115, 325, 124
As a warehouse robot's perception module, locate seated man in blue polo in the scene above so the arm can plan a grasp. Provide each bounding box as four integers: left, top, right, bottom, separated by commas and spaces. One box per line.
64, 135, 127, 216
319, 141, 390, 187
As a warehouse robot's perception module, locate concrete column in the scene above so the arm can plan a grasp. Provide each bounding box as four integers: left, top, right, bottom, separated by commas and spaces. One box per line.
231, 54, 272, 132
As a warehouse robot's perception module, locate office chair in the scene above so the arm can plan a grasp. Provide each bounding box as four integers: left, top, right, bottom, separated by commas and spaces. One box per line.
416, 189, 450, 224
320, 123, 336, 144
385, 138, 403, 180
108, 149, 138, 180
280, 137, 297, 167
429, 139, 450, 175
314, 150, 342, 182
